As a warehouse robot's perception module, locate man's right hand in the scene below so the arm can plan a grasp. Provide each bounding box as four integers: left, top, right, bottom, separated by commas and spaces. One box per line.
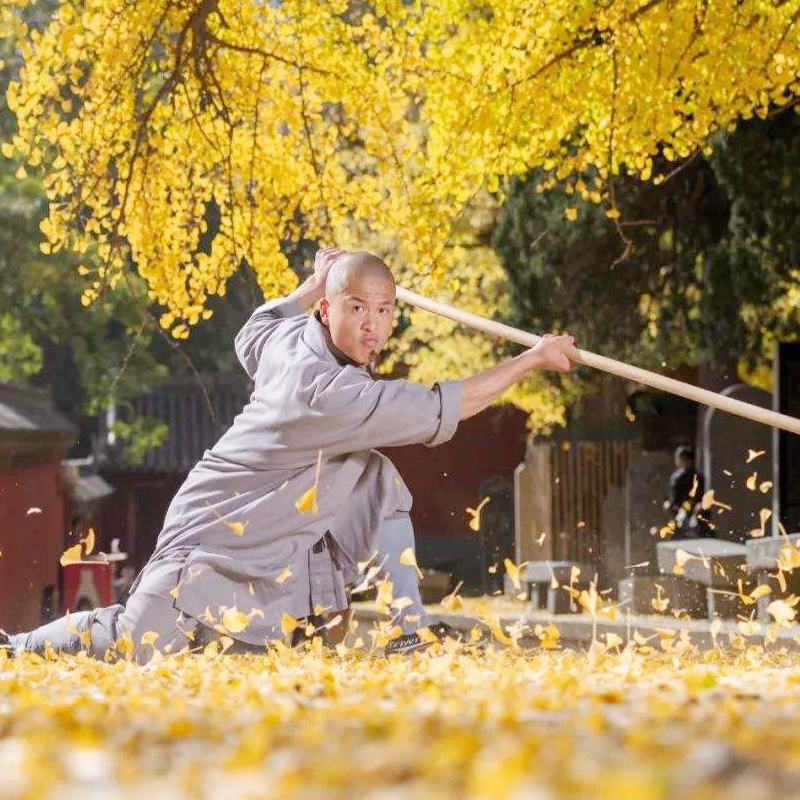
524, 333, 578, 373
312, 246, 348, 289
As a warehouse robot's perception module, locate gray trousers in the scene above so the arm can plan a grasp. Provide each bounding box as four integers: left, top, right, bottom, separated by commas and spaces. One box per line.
7, 512, 428, 664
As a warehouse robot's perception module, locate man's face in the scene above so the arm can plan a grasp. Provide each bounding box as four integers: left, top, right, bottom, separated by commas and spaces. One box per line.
319, 272, 396, 366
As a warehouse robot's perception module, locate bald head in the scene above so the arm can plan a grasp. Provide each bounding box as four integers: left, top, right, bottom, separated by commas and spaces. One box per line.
325, 252, 395, 299
318, 251, 396, 367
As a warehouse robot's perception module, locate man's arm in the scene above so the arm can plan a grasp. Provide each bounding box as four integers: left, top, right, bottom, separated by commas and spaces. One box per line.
459, 334, 576, 420
234, 248, 346, 377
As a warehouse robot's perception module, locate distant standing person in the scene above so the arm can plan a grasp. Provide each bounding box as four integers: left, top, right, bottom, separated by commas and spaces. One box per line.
663, 445, 712, 538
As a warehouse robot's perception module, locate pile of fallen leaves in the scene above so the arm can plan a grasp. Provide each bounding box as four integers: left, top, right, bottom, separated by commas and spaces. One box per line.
3, 639, 800, 800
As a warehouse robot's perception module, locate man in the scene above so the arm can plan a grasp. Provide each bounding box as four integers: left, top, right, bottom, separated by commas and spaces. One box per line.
663, 445, 712, 538
2, 247, 576, 662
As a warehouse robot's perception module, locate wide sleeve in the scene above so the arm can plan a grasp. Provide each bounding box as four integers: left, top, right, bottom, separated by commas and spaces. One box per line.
307, 367, 463, 453
234, 296, 305, 379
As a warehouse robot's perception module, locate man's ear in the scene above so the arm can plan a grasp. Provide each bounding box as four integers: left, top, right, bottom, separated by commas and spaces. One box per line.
318, 296, 330, 326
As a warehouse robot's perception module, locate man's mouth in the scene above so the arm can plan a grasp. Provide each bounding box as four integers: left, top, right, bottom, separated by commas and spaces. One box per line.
361, 337, 380, 350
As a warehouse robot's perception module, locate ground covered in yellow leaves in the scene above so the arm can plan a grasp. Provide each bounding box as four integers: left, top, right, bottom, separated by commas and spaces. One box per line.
3, 642, 800, 800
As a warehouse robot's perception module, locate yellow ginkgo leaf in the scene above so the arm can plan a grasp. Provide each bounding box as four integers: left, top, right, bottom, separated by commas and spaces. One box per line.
1, 142, 14, 158
767, 599, 796, 626
225, 520, 248, 537
759, 481, 773, 493
281, 612, 300, 637
295, 484, 319, 515
219, 636, 234, 653
745, 472, 757, 491
778, 544, 800, 572
203, 640, 219, 658
81, 527, 95, 555
746, 449, 765, 463
296, 449, 323, 515
221, 606, 249, 634
565, 206, 578, 221
59, 544, 83, 566
276, 566, 293, 584
169, 581, 181, 600
504, 557, 525, 591
534, 623, 560, 649
440, 580, 464, 611
399, 547, 423, 579
140, 631, 160, 647
466, 497, 490, 531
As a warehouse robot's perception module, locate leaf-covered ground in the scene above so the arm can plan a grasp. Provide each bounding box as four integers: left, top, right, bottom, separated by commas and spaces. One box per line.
3, 639, 800, 800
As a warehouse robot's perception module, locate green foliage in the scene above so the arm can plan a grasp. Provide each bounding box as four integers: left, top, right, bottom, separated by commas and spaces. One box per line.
494, 111, 800, 401
110, 415, 169, 468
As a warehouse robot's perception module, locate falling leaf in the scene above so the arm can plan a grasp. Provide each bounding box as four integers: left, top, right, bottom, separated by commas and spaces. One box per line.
225, 521, 248, 536
466, 497, 490, 531
767, 599, 797, 626
26, 507, 42, 515
504, 557, 524, 590
81, 527, 96, 555
738, 617, 761, 636
375, 579, 394, 614
399, 547, 423, 579
749, 508, 772, 538
247, 581, 255, 596
221, 606, 250, 634
203, 640, 219, 658
281, 613, 300, 637
219, 636, 234, 653
546, 561, 559, 589
169, 581, 182, 600
605, 632, 623, 650
746, 449, 765, 463
565, 206, 578, 221
759, 481, 773, 493
746, 472, 757, 491
487, 563, 498, 574
536, 532, 547, 546
140, 631, 160, 647
59, 544, 83, 566
534, 623, 560, 649
357, 551, 378, 573
391, 596, 413, 611
651, 585, 670, 613
294, 486, 319, 515
296, 449, 323, 515
777, 544, 800, 572
672, 548, 693, 576
440, 581, 464, 611
276, 566, 293, 584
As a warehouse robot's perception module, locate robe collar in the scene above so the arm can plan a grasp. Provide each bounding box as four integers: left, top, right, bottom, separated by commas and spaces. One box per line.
304, 310, 375, 375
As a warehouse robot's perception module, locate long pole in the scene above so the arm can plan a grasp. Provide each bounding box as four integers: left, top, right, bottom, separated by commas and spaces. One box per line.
395, 285, 800, 436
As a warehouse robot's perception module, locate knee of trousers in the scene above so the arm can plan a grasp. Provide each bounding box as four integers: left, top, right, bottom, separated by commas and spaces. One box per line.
87, 604, 125, 658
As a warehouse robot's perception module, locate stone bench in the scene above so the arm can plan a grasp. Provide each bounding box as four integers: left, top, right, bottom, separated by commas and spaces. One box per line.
618, 575, 706, 618
657, 539, 750, 620
516, 561, 593, 614
746, 533, 800, 619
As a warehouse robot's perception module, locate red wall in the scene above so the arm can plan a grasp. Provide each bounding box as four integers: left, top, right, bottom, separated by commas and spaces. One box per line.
0, 461, 65, 632
383, 405, 528, 538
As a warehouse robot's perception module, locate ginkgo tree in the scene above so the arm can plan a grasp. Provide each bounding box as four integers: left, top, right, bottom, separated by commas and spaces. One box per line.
2, 0, 799, 431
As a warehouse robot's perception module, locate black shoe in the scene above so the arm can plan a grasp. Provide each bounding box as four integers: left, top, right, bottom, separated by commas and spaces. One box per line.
0, 629, 15, 658
384, 632, 434, 656
428, 621, 466, 642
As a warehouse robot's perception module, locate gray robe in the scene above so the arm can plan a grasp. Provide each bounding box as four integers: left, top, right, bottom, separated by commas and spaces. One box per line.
126, 295, 463, 644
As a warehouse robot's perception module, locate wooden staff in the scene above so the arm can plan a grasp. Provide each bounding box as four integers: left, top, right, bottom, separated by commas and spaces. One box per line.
395, 285, 800, 436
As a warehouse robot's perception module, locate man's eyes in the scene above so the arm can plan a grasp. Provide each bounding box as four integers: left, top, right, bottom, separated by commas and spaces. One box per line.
350, 305, 391, 313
